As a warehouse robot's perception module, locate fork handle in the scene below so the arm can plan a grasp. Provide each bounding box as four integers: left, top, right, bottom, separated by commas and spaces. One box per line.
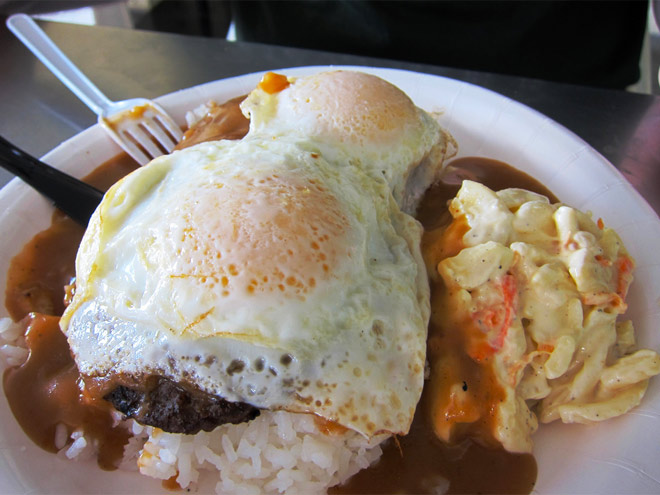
0, 135, 104, 226
6, 14, 113, 117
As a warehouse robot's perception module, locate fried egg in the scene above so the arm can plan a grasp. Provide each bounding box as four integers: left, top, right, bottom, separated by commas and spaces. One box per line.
60, 135, 429, 437
241, 70, 454, 213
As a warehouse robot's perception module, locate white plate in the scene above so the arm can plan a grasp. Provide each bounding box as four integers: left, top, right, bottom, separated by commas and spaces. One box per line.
1, 66, 659, 494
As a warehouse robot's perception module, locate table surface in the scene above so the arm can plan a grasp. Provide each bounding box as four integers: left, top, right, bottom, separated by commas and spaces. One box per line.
2, 20, 660, 215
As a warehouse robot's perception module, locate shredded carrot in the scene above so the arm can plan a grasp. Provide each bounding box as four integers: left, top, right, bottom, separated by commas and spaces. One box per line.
615, 254, 634, 300
497, 274, 517, 343
468, 274, 518, 361
537, 343, 555, 353
597, 217, 605, 230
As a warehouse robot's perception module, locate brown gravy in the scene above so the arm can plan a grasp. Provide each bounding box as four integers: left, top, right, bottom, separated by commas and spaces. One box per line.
2, 313, 131, 470
416, 157, 558, 232
4, 110, 552, 491
5, 157, 139, 322
3, 96, 250, 473
174, 95, 249, 150
3, 157, 139, 470
332, 390, 536, 494
334, 158, 552, 494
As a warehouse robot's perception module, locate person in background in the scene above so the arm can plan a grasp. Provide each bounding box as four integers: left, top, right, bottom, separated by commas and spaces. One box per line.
229, 0, 649, 90
135, 0, 650, 90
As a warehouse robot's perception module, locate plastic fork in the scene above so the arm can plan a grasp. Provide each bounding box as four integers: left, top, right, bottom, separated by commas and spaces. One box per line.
6, 14, 183, 165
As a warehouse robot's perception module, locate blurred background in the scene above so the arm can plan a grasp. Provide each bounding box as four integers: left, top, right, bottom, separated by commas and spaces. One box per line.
2, 0, 659, 94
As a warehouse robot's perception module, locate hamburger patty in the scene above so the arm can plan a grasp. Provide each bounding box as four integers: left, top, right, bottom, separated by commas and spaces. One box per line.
104, 377, 260, 434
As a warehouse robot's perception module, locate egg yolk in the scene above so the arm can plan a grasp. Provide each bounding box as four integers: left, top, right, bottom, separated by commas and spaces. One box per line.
257, 72, 291, 95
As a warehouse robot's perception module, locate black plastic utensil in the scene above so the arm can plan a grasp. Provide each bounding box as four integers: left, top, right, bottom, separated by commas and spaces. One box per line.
0, 135, 103, 226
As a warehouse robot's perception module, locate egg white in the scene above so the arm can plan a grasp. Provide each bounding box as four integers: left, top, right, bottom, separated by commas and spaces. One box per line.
241, 70, 454, 213
61, 135, 429, 437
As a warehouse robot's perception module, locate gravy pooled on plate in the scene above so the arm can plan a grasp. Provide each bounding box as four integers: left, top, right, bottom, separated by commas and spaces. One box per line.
6, 88, 538, 493
5, 146, 541, 492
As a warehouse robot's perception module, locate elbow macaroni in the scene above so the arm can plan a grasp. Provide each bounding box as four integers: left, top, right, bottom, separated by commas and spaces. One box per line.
433, 180, 660, 453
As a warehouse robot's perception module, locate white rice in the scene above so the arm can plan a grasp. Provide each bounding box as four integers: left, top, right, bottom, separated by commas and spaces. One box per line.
0, 316, 386, 493
137, 411, 385, 494
0, 317, 27, 367
185, 102, 216, 128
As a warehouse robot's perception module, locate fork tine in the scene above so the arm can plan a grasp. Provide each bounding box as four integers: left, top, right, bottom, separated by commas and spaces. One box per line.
152, 109, 184, 142
125, 122, 165, 159
101, 102, 183, 165
117, 133, 152, 165
141, 113, 179, 152
100, 118, 151, 165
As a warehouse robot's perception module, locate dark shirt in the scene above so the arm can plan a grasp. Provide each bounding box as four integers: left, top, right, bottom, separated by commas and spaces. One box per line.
231, 0, 649, 89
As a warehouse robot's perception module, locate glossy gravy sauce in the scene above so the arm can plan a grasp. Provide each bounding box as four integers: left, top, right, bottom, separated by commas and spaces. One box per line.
5, 158, 138, 322
4, 96, 553, 492
3, 158, 139, 470
3, 314, 131, 470
333, 158, 554, 494
3, 98, 251, 474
